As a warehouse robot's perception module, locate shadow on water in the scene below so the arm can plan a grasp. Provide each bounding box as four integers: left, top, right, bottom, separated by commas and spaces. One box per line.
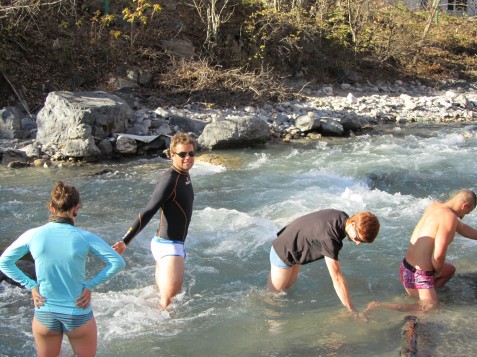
365, 169, 433, 197
440, 272, 477, 305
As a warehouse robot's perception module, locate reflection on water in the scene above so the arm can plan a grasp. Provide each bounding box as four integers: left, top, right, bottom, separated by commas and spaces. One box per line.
1, 124, 477, 356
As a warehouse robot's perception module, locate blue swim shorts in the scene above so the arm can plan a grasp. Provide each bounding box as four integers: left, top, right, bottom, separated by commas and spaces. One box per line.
151, 236, 186, 261
34, 310, 93, 333
269, 246, 292, 269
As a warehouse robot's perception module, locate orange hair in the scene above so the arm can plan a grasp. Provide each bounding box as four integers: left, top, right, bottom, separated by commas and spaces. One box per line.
348, 211, 380, 243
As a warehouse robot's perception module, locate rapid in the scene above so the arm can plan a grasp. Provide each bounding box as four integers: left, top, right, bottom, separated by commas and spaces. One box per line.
1, 122, 477, 356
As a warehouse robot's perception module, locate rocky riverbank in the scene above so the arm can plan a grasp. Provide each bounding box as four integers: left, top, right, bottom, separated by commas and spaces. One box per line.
1, 79, 477, 169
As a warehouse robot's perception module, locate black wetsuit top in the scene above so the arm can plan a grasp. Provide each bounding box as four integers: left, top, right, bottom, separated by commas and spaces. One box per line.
122, 166, 194, 245
272, 209, 349, 266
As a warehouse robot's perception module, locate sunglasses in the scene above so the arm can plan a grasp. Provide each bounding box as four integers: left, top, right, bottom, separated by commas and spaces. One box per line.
174, 151, 195, 158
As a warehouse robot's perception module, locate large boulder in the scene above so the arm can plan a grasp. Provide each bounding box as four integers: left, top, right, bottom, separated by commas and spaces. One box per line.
115, 135, 138, 154
198, 116, 270, 150
320, 118, 344, 136
169, 115, 207, 134
1, 149, 28, 165
340, 113, 363, 132
295, 113, 321, 132
36, 91, 132, 158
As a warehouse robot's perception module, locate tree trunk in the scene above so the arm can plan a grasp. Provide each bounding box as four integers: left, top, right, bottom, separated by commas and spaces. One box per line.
412, 0, 440, 65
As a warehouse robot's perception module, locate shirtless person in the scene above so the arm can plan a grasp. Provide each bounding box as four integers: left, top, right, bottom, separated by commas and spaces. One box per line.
369, 189, 477, 312
113, 132, 195, 309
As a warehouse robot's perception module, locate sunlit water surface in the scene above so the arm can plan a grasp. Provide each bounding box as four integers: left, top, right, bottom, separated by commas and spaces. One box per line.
1, 123, 477, 356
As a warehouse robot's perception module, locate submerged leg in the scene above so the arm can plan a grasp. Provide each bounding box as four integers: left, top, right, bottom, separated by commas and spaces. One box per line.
365, 301, 424, 313
267, 264, 300, 292
365, 287, 439, 314
155, 256, 185, 309
435, 263, 456, 288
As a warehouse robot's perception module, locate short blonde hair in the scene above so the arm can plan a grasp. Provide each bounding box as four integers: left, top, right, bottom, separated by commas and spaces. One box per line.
452, 189, 477, 210
170, 132, 196, 152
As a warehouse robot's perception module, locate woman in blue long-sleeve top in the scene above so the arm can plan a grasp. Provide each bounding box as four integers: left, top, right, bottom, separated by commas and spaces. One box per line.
0, 181, 125, 357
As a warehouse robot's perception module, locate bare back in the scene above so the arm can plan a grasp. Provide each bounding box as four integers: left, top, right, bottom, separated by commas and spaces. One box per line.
405, 202, 457, 271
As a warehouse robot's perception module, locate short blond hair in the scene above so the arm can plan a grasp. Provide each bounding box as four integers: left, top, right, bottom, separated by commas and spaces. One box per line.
453, 189, 477, 210
170, 132, 196, 152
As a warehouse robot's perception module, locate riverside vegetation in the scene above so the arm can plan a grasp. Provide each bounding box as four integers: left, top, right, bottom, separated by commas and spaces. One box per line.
1, 1, 477, 167
0, 0, 476, 112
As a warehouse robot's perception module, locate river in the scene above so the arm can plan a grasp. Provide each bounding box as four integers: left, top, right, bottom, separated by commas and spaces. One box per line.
1, 122, 477, 356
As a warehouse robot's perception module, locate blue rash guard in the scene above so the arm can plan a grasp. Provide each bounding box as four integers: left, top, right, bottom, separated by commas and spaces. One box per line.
0, 222, 125, 315
121, 166, 194, 245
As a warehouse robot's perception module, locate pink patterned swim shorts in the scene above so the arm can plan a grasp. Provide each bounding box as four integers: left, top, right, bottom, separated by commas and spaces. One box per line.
399, 258, 435, 289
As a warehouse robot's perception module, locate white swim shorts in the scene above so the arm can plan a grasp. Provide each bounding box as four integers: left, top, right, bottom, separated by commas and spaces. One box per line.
151, 236, 186, 261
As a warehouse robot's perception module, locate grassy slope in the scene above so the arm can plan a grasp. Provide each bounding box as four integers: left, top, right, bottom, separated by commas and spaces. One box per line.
0, 1, 476, 111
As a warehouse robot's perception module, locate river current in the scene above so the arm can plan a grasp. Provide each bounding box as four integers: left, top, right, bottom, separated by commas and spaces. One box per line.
1, 123, 477, 356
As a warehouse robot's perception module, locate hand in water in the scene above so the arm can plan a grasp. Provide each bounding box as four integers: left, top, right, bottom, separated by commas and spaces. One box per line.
365, 301, 381, 311
351, 310, 369, 322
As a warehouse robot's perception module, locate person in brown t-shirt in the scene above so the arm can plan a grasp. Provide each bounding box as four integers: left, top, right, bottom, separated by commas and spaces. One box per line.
267, 209, 380, 314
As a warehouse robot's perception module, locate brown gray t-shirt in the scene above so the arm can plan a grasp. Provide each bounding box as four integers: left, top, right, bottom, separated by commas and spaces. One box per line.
272, 209, 349, 265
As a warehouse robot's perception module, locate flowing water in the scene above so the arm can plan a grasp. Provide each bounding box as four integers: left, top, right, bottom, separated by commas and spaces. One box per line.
1, 123, 477, 356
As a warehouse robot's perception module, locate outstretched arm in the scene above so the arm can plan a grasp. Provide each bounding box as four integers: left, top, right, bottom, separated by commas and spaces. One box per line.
115, 174, 175, 251
456, 221, 477, 240
324, 256, 355, 313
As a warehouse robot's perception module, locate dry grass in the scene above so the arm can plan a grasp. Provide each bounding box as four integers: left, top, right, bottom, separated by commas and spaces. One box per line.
0, 1, 476, 112
157, 58, 293, 107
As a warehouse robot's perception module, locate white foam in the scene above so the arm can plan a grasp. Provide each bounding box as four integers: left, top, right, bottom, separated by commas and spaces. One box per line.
93, 286, 173, 340
246, 153, 270, 169
432, 132, 466, 146
283, 148, 301, 159
189, 207, 277, 256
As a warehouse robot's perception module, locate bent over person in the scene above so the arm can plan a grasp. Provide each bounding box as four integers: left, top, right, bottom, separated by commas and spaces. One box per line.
0, 181, 125, 357
368, 189, 477, 313
113, 132, 196, 309
267, 209, 380, 314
